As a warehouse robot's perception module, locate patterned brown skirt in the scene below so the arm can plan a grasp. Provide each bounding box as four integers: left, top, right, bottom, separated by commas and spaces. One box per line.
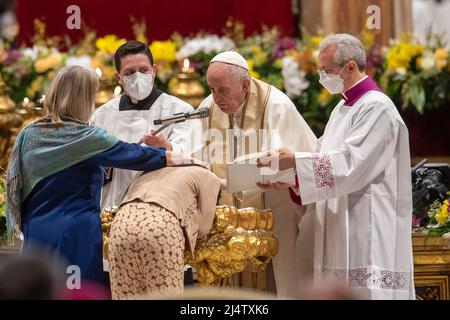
108, 202, 185, 300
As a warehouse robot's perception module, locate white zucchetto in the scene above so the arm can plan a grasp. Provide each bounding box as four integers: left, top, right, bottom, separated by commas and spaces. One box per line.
210, 51, 249, 71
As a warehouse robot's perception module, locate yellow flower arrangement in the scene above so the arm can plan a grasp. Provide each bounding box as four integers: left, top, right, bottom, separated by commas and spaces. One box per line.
291, 48, 316, 74
435, 48, 448, 69
247, 59, 260, 79
318, 87, 332, 106
437, 200, 450, 225
34, 53, 63, 73
95, 35, 126, 54
427, 197, 450, 236
26, 76, 45, 98
386, 41, 425, 72
149, 40, 177, 63
360, 28, 375, 53
309, 36, 324, 50
91, 51, 117, 82
245, 45, 268, 67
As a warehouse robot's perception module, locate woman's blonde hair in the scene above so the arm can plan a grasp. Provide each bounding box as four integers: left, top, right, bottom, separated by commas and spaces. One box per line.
44, 65, 99, 123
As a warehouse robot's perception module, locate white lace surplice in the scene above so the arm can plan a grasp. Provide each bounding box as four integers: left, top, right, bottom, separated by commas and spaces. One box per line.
294, 91, 415, 300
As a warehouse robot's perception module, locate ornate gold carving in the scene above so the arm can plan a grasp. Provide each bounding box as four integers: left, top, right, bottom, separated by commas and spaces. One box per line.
101, 205, 279, 287
413, 232, 450, 300
0, 78, 22, 169
185, 206, 278, 285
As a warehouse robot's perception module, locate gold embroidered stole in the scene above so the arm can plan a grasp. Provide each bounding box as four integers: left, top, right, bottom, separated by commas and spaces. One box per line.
204, 78, 271, 209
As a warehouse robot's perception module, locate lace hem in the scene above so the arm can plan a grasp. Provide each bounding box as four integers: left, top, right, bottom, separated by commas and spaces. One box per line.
315, 265, 411, 290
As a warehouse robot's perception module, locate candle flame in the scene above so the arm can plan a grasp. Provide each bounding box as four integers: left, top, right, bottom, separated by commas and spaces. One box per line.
183, 58, 190, 70
95, 67, 102, 78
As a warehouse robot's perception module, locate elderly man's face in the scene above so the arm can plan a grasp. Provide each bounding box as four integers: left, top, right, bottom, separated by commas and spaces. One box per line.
318, 46, 343, 75
206, 63, 249, 114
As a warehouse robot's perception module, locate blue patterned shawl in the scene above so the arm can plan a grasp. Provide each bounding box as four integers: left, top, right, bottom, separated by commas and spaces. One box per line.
5, 117, 119, 244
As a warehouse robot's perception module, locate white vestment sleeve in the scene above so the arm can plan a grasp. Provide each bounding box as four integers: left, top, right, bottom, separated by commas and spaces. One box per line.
294, 102, 398, 205
166, 104, 194, 154
89, 107, 102, 126
264, 100, 317, 152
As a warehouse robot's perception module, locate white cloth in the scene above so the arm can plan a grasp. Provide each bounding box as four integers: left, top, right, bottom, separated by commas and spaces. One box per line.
188, 85, 318, 298
293, 91, 415, 300
90, 93, 193, 209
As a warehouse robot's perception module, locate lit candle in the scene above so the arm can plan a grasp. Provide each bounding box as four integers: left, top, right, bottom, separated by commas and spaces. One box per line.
182, 58, 193, 73
95, 67, 103, 79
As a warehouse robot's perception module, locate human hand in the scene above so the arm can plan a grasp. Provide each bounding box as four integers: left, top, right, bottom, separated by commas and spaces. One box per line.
256, 148, 295, 171
142, 130, 172, 150
219, 178, 227, 191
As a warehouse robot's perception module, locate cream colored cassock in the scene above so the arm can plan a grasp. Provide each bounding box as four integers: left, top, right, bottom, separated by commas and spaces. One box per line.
188, 85, 317, 298
90, 93, 193, 209
293, 90, 415, 300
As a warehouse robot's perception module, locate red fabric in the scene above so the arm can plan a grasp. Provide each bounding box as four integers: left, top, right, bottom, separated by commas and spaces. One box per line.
289, 175, 302, 206
17, 0, 295, 46
59, 281, 111, 300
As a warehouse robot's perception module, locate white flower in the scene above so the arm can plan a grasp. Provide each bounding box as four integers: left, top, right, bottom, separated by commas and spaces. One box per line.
22, 46, 41, 61
22, 45, 59, 61
176, 35, 236, 59
419, 50, 436, 71
281, 56, 310, 99
395, 67, 407, 76
65, 55, 93, 71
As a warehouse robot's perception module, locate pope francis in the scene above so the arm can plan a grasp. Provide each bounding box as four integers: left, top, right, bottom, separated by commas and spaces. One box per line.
187, 51, 317, 298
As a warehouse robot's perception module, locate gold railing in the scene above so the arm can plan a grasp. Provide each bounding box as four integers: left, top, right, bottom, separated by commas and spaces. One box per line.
413, 231, 450, 300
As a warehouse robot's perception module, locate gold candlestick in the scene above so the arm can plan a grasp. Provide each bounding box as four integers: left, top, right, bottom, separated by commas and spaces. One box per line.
95, 68, 116, 108
17, 97, 44, 130
0, 78, 23, 169
169, 58, 206, 108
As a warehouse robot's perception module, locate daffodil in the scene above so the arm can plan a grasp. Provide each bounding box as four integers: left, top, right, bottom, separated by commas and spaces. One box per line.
360, 29, 375, 52
26, 76, 45, 98
386, 42, 424, 72
149, 41, 177, 64
310, 37, 324, 49
247, 59, 260, 79
318, 88, 332, 106
436, 200, 449, 225
96, 35, 126, 54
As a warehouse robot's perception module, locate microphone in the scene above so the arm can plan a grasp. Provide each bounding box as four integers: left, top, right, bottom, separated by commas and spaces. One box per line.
153, 108, 210, 125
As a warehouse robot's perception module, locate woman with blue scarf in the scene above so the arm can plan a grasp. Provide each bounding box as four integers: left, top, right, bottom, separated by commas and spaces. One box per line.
5, 65, 180, 287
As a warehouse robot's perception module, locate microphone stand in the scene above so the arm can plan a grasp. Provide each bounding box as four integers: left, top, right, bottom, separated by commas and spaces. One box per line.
151, 124, 170, 136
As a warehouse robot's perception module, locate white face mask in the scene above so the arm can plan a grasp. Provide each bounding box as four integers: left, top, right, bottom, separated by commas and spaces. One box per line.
122, 71, 154, 101
318, 65, 348, 95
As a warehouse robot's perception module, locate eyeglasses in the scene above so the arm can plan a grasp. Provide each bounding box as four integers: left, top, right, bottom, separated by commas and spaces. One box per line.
317, 62, 348, 76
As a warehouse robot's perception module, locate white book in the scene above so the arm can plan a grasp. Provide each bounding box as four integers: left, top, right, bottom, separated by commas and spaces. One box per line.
226, 152, 295, 193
